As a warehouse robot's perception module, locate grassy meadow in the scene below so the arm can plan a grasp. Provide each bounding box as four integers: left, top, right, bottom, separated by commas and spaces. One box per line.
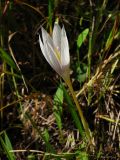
0, 0, 120, 159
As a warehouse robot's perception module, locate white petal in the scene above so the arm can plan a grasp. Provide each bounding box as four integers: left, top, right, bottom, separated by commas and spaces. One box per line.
46, 42, 62, 76
41, 26, 61, 64
39, 35, 47, 59
39, 35, 52, 65
61, 26, 70, 68
42, 26, 61, 64
39, 28, 62, 76
41, 27, 54, 48
39, 35, 44, 52
53, 23, 61, 53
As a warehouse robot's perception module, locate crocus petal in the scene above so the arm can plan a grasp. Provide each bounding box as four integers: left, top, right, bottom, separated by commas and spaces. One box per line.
61, 26, 70, 68
39, 34, 59, 72
39, 35, 53, 66
41, 27, 54, 48
53, 23, 61, 53
41, 27, 61, 62
39, 35, 45, 56
46, 42, 62, 76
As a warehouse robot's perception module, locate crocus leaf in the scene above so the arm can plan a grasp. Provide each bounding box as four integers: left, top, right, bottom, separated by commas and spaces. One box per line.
43, 128, 50, 143
77, 28, 89, 48
53, 84, 63, 131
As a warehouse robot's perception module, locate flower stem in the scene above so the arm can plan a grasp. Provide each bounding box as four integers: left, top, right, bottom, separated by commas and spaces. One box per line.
64, 77, 92, 142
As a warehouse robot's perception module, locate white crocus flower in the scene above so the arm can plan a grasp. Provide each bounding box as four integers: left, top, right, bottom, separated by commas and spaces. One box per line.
39, 23, 70, 81
39, 22, 92, 143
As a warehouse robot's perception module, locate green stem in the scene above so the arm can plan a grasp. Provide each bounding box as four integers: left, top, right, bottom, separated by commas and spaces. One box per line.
64, 77, 92, 142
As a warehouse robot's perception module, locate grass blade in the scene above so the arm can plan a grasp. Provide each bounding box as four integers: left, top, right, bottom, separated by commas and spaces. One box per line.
0, 47, 17, 70
24, 112, 55, 153
0, 132, 16, 160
